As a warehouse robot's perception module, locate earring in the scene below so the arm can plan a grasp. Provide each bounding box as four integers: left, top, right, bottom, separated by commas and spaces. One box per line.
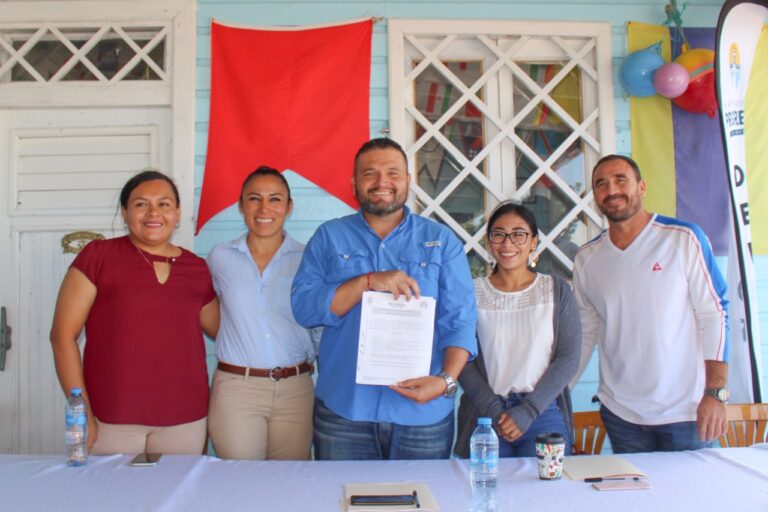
528, 253, 539, 269
175, 223, 180, 229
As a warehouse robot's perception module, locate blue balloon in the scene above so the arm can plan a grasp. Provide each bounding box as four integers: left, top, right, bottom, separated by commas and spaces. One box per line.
619, 42, 665, 97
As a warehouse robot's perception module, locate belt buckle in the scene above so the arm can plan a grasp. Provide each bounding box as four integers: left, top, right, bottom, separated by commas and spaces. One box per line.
268, 366, 283, 382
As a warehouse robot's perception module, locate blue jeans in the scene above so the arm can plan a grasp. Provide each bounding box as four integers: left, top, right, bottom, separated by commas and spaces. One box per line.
313, 398, 454, 460
498, 394, 571, 458
600, 405, 714, 453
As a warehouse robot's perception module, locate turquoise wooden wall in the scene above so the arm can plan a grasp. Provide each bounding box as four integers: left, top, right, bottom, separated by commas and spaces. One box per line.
193, 0, 768, 414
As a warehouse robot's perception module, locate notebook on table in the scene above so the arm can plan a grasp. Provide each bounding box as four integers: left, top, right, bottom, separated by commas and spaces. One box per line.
563, 455, 647, 481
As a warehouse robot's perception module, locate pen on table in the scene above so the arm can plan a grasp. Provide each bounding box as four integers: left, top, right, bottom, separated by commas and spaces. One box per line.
584, 476, 642, 483
413, 490, 420, 508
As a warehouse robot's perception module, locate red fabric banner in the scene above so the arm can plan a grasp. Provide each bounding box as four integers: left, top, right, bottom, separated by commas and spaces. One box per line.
197, 19, 372, 233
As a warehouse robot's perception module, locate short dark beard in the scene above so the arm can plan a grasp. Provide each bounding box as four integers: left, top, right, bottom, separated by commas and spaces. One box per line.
603, 211, 632, 222
600, 195, 641, 223
355, 186, 405, 216
359, 197, 405, 216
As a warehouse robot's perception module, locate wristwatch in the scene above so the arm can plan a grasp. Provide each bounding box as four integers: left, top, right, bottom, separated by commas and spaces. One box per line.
437, 371, 458, 398
704, 387, 730, 403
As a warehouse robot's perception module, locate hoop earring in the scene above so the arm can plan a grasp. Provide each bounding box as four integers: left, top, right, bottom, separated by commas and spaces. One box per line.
528, 253, 539, 269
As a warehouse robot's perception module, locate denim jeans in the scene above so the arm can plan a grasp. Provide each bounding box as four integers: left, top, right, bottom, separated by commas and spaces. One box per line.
497, 393, 570, 458
313, 398, 454, 460
600, 405, 714, 453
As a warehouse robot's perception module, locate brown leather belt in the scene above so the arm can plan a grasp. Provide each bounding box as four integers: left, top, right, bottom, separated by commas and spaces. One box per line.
217, 361, 313, 381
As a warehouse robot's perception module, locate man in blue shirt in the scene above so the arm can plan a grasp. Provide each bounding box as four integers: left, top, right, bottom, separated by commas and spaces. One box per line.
291, 138, 477, 460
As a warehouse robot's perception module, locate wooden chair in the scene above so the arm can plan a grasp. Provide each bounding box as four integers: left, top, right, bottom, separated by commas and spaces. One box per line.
719, 403, 768, 448
572, 411, 607, 455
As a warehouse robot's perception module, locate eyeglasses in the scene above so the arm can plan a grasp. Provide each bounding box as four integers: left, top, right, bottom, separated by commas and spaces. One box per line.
488, 230, 531, 246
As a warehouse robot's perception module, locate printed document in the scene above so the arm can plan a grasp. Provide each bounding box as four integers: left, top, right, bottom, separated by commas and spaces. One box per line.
355, 291, 435, 385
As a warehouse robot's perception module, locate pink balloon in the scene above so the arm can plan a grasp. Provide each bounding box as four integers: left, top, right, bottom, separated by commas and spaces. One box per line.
653, 63, 690, 99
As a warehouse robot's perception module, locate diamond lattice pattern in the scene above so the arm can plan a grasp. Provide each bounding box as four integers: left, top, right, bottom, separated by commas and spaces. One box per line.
0, 23, 167, 83
401, 31, 608, 278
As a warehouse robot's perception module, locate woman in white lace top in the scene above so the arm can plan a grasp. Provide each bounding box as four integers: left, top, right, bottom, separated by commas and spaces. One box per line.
454, 202, 581, 458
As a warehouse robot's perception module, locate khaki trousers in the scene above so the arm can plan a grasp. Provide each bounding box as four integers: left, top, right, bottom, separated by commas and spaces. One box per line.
90, 417, 207, 455
208, 369, 314, 460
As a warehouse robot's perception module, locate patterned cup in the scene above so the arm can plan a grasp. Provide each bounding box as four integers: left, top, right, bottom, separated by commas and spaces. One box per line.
535, 432, 565, 480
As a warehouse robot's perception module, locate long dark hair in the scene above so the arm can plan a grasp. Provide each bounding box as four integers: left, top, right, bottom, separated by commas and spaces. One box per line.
119, 170, 180, 208
486, 201, 539, 275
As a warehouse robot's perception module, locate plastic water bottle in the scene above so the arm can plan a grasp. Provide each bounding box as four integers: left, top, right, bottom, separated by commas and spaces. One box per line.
65, 387, 88, 466
470, 417, 498, 512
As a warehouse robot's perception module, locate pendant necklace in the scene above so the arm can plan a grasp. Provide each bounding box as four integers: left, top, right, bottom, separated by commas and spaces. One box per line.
135, 245, 175, 282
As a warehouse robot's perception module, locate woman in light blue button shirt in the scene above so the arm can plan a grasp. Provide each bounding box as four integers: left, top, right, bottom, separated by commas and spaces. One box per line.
206, 166, 317, 460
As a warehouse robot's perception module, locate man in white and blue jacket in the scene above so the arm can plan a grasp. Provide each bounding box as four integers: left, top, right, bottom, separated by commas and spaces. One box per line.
572, 154, 729, 453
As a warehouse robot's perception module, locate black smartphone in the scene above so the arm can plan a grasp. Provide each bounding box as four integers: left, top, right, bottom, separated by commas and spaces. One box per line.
129, 453, 162, 466
350, 493, 417, 506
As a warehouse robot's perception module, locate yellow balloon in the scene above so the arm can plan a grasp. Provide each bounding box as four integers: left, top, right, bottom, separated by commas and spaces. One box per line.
674, 48, 715, 80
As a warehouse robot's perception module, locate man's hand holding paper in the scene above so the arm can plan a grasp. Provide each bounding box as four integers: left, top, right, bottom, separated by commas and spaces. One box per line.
368, 270, 421, 301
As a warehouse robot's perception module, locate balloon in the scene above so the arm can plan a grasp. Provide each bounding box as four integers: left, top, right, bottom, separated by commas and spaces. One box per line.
653, 63, 689, 98
619, 43, 665, 97
672, 48, 718, 117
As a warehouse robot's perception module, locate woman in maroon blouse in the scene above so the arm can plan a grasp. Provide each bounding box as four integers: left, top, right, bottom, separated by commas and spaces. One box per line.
50, 171, 219, 455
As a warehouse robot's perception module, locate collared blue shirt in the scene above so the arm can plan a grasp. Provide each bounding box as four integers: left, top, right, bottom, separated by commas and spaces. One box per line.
208, 233, 315, 368
291, 207, 477, 426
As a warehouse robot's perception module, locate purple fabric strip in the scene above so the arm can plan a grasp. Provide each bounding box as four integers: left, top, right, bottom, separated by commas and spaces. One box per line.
671, 28, 730, 255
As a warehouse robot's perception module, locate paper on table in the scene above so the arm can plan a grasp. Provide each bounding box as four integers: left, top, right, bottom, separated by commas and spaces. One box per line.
563, 455, 647, 481
356, 291, 435, 386
342, 482, 439, 512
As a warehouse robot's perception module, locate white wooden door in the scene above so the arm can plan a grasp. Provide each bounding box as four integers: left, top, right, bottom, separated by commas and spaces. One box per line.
0, 0, 195, 455
0, 106, 171, 454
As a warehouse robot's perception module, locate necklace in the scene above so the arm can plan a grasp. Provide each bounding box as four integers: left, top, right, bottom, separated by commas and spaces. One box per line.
135, 245, 174, 283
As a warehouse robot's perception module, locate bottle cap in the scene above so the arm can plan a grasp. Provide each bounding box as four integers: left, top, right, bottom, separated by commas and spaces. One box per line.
478, 417, 492, 426
70, 387, 82, 396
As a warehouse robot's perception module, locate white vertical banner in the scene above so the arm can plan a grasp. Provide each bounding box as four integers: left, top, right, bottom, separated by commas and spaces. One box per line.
715, 0, 766, 401
726, 229, 756, 401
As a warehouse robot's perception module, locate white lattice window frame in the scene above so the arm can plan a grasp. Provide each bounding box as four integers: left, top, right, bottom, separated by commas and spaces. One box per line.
0, 0, 194, 107
388, 19, 615, 273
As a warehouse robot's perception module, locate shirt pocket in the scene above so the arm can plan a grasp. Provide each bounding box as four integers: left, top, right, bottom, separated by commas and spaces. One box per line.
398, 247, 442, 284
328, 249, 370, 282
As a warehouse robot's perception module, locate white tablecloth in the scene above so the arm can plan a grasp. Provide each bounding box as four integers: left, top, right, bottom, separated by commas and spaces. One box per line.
2, 445, 767, 511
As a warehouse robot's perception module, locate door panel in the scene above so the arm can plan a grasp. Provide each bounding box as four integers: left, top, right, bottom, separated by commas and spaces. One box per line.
17, 230, 79, 454
0, 107, 170, 453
